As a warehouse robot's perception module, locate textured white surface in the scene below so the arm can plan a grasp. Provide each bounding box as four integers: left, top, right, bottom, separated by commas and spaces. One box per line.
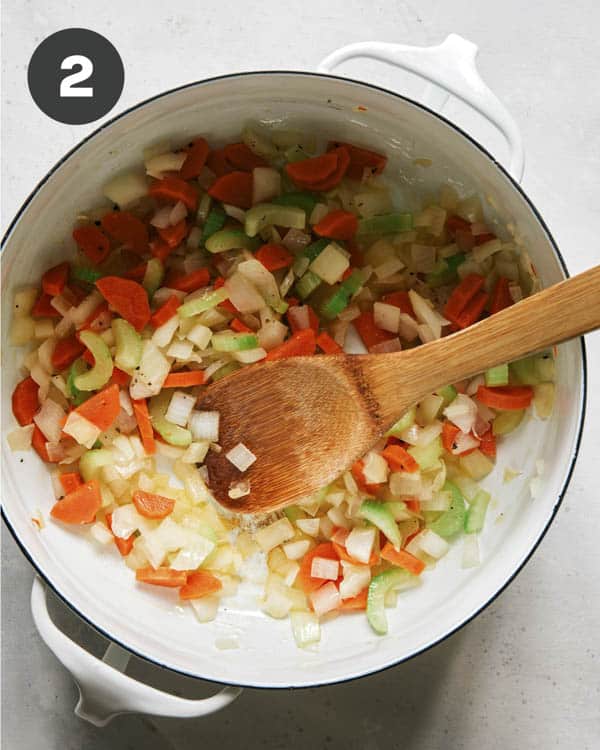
1, 0, 599, 748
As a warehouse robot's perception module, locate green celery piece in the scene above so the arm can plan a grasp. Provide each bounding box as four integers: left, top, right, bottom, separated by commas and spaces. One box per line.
492, 409, 525, 435
72, 266, 104, 284
245, 203, 305, 238
465, 489, 491, 533
67, 359, 90, 406
205, 229, 260, 254
273, 191, 318, 215
79, 449, 114, 482
485, 363, 509, 387
319, 287, 350, 320
358, 213, 413, 236
303, 238, 330, 262
509, 356, 540, 385
425, 253, 465, 287
112, 319, 142, 373
384, 501, 409, 521
211, 332, 259, 352
428, 481, 466, 539
283, 505, 304, 522
435, 385, 457, 407
386, 406, 416, 437
149, 393, 192, 447
340, 269, 365, 296
201, 208, 226, 243
535, 353, 555, 382
211, 361, 242, 381
73, 331, 113, 391
143, 258, 164, 299
360, 500, 402, 549
407, 436, 443, 471
367, 568, 411, 635
178, 288, 230, 318
295, 270, 322, 300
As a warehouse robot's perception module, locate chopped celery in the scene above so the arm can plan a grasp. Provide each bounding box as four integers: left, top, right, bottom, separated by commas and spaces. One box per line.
143, 258, 164, 299
112, 319, 142, 373
367, 568, 411, 634
428, 481, 465, 539
464, 489, 491, 533
340, 269, 365, 296
79, 448, 114, 482
386, 406, 416, 437
485, 364, 509, 387
435, 385, 457, 407
273, 191, 318, 215
303, 238, 330, 262
201, 208, 226, 243
357, 213, 413, 236
211, 331, 259, 352
360, 500, 402, 549
67, 359, 90, 406
319, 287, 350, 320
425, 253, 465, 287
492, 409, 525, 435
295, 270, 322, 300
211, 361, 241, 381
73, 331, 113, 391
245, 203, 305, 237
535, 354, 555, 382
72, 266, 104, 284
510, 354, 555, 385
178, 288, 230, 318
283, 505, 304, 522
534, 382, 555, 419
309, 243, 350, 285
205, 229, 259, 254
149, 393, 192, 447
407, 435, 443, 471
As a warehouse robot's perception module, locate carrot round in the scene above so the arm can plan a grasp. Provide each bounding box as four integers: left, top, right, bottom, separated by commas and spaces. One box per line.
59, 471, 83, 495
477, 385, 534, 410
42, 262, 70, 297
298, 543, 339, 594
132, 398, 156, 455
96, 276, 151, 332
179, 137, 210, 180
51, 335, 86, 371
381, 444, 419, 473
328, 141, 388, 181
149, 176, 198, 211
157, 219, 188, 248
179, 570, 223, 600
380, 542, 425, 575
32, 293, 61, 318
136, 567, 188, 588
286, 152, 338, 185
208, 171, 253, 209
265, 328, 317, 361
206, 148, 232, 177
223, 142, 267, 171
255, 243, 293, 272
73, 225, 111, 265
101, 211, 149, 255
12, 376, 40, 425
162, 370, 205, 388
151, 294, 181, 328
314, 210, 358, 240
75, 384, 120, 431
132, 490, 175, 519
308, 147, 350, 191
50, 480, 102, 524
444, 273, 485, 322
165, 267, 210, 293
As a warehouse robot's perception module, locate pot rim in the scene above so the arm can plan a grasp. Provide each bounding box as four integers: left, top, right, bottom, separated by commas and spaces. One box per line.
1, 70, 588, 689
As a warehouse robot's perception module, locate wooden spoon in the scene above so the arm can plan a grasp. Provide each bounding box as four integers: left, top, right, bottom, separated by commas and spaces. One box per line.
199, 265, 600, 514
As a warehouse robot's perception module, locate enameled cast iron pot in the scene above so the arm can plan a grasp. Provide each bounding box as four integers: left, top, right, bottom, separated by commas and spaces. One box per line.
1, 36, 586, 725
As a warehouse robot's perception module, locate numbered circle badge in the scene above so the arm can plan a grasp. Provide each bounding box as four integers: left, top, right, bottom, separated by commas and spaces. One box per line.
28, 28, 124, 125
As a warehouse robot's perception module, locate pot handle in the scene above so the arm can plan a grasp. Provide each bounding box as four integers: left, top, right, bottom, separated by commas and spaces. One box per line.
30, 577, 242, 727
318, 33, 525, 182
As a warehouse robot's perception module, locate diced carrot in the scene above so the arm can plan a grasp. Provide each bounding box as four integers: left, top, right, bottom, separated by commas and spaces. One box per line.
59, 472, 83, 495
445, 215, 471, 237
12, 377, 40, 425
132, 490, 175, 519
101, 211, 149, 255
405, 499, 421, 514
50, 480, 102, 524
265, 328, 316, 361
31, 425, 53, 462
286, 152, 338, 186
136, 567, 188, 588
490, 276, 513, 315
223, 142, 267, 171
476, 385, 534, 410
351, 459, 382, 496
150, 239, 175, 263
132, 398, 156, 454
347, 239, 364, 268
298, 543, 339, 593
178, 137, 210, 180
165, 267, 210, 293
105, 512, 135, 556
72, 225, 111, 265
478, 428, 497, 458
473, 232, 496, 246
230, 317, 252, 333
381, 444, 419, 473
149, 175, 198, 211
179, 570, 223, 600
329, 141, 387, 181
442, 421, 461, 453
162, 370, 205, 388
339, 588, 369, 610
381, 290, 414, 317
255, 243, 293, 271
380, 542, 425, 575
151, 295, 181, 328
31, 293, 61, 318
51, 336, 85, 371
42, 262, 70, 296
110, 367, 130, 386
316, 331, 343, 354
308, 147, 350, 191
96, 276, 151, 332
444, 274, 485, 323
452, 290, 488, 329
206, 148, 231, 177
313, 210, 358, 241
353, 311, 395, 350
157, 219, 188, 248
208, 171, 253, 209
123, 262, 148, 281
75, 384, 120, 431
455, 230, 476, 252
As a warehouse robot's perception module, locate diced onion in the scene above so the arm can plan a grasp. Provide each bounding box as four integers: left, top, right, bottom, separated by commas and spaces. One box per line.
254, 518, 295, 552
45, 442, 66, 462
165, 390, 196, 427
145, 151, 186, 178
170, 536, 215, 570
452, 431, 480, 455
389, 471, 422, 496
283, 539, 312, 560
70, 291, 103, 327
339, 561, 371, 599
461, 534, 480, 568
295, 518, 320, 537
225, 442, 256, 472
63, 411, 101, 448
169, 200, 188, 225
369, 338, 402, 354
7, 424, 35, 451
258, 320, 288, 351
231, 347, 267, 364
90, 522, 114, 546
373, 302, 400, 333
119, 389, 133, 416
311, 556, 339, 581
103, 172, 148, 207
444, 393, 478, 434
309, 581, 340, 616
252, 167, 281, 205
417, 529, 449, 558
223, 203, 246, 223
187, 323, 212, 350
408, 289, 449, 339
181, 441, 210, 464
150, 205, 173, 229
345, 526, 376, 564
411, 244, 437, 273
129, 341, 170, 400
189, 410, 220, 442
34, 399, 66, 443
290, 611, 320, 648
282, 228, 311, 253
190, 595, 220, 623
362, 450, 389, 484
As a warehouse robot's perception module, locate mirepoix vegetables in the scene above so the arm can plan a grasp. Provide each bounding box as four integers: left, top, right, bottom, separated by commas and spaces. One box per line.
8, 123, 552, 646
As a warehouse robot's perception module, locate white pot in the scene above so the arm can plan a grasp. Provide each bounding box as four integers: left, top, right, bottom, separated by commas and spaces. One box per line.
1, 36, 586, 724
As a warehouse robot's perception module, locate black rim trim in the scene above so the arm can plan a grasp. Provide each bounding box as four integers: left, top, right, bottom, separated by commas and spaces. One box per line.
1, 70, 588, 690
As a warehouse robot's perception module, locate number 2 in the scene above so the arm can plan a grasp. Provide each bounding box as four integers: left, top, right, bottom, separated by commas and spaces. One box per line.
59, 55, 93, 98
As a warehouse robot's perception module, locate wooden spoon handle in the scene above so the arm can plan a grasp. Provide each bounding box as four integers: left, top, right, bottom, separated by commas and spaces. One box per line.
369, 265, 600, 421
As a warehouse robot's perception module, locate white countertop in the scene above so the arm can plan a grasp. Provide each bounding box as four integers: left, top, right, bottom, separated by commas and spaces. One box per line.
2, 1, 599, 748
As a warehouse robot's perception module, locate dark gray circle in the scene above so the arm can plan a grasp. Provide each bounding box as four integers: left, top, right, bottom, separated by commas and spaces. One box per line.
28, 28, 124, 125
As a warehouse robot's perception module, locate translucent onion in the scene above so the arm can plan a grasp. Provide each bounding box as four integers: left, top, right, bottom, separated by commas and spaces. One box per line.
150, 205, 173, 229
309, 581, 340, 616
7, 424, 35, 452
418, 529, 449, 559
223, 203, 246, 224
345, 526, 376, 564
339, 561, 371, 600
34, 399, 66, 443
290, 611, 320, 648
369, 338, 402, 354
282, 228, 311, 253
373, 302, 400, 333
225, 442, 257, 472
165, 390, 196, 427
444, 393, 478, 434
188, 411, 220, 442
169, 200, 188, 225
254, 518, 295, 552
